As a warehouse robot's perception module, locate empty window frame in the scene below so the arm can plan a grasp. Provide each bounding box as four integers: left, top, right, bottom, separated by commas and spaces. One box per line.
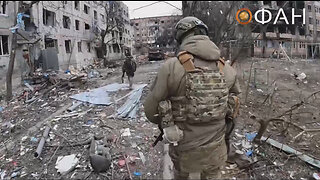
0, 35, 9, 55
100, 14, 105, 23
45, 38, 58, 52
75, 1, 79, 10
85, 23, 90, 30
84, 4, 90, 14
63, 15, 71, 29
75, 20, 80, 30
43, 9, 55, 26
65, 40, 71, 53
87, 42, 91, 52
0, 1, 6, 14
78, 41, 82, 52
94, 10, 97, 20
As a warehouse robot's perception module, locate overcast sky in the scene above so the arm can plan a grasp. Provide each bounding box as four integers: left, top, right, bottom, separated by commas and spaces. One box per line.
123, 1, 182, 19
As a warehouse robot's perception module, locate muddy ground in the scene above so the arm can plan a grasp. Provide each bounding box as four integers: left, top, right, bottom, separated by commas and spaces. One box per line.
0, 58, 320, 179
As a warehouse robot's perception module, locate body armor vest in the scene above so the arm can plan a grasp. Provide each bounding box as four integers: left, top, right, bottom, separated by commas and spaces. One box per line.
170, 51, 229, 124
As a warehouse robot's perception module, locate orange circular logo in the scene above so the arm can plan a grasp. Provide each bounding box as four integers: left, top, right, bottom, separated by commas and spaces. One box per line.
236, 8, 252, 25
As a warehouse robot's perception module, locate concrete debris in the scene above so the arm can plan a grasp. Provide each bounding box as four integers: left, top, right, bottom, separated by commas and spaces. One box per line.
296, 72, 307, 81
88, 69, 101, 78
139, 152, 146, 165
121, 128, 131, 137
257, 89, 263, 93
55, 154, 79, 174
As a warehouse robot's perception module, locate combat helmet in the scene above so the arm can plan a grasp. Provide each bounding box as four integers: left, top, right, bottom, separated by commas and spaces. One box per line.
175, 16, 208, 44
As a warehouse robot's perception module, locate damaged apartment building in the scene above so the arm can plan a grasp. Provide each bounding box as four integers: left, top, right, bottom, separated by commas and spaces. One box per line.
182, 1, 320, 59
0, 1, 132, 77
251, 1, 320, 59
130, 15, 181, 55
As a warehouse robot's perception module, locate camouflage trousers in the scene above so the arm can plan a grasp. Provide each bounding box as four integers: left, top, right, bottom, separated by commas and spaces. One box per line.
128, 76, 133, 89
169, 135, 227, 180
225, 117, 235, 155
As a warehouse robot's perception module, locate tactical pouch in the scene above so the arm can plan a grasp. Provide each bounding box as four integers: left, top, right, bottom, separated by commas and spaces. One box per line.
158, 100, 183, 146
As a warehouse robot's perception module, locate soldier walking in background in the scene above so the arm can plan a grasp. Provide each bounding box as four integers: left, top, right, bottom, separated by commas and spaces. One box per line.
122, 49, 137, 89
144, 17, 241, 179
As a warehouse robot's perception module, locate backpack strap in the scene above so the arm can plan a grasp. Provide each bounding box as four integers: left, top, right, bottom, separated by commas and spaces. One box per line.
178, 51, 226, 74
217, 57, 225, 74
177, 51, 202, 73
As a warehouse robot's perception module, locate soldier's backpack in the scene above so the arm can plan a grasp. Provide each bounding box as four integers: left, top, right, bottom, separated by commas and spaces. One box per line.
169, 51, 229, 124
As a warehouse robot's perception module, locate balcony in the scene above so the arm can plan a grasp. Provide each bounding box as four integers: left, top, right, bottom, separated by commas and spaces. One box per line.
279, 33, 292, 39
266, 32, 277, 38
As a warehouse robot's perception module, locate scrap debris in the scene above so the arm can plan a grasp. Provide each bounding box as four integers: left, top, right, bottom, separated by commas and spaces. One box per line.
55, 154, 79, 175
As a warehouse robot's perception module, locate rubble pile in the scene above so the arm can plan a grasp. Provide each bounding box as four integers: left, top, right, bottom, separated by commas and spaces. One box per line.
0, 63, 163, 180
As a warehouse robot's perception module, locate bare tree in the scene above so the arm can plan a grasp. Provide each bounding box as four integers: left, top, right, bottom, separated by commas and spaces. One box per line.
94, 1, 124, 67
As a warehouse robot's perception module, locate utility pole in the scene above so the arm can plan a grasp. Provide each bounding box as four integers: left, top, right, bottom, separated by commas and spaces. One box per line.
6, 1, 20, 102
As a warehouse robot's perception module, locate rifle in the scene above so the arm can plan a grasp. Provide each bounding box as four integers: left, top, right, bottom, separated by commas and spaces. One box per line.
152, 124, 164, 147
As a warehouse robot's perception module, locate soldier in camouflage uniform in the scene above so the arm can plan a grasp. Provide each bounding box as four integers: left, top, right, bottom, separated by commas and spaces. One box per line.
144, 17, 241, 179
122, 49, 137, 89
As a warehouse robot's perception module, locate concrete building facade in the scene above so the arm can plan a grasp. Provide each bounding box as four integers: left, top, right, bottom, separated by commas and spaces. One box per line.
105, 1, 133, 60
130, 15, 181, 55
182, 1, 320, 59
252, 1, 320, 59
0, 1, 133, 77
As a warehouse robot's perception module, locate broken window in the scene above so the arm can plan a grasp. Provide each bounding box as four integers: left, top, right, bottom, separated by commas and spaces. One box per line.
100, 14, 105, 22
63, 15, 71, 29
0, 35, 9, 55
75, 1, 79, 10
299, 28, 305, 35
161, 20, 164, 23
87, 42, 91, 52
135, 23, 139, 26
78, 41, 82, 52
65, 40, 71, 53
94, 10, 97, 20
113, 44, 120, 53
85, 23, 90, 30
24, 9, 35, 32
84, 4, 90, 14
43, 9, 55, 26
309, 17, 313, 24
0, 1, 6, 14
75, 20, 79, 30
45, 38, 58, 52
109, 45, 112, 53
